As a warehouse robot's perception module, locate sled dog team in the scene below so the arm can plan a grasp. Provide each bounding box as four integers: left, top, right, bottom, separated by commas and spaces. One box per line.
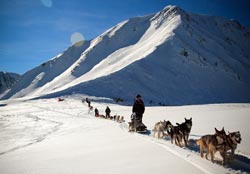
153, 118, 242, 165
83, 99, 125, 123
153, 118, 192, 147
84, 99, 242, 165
96, 113, 125, 123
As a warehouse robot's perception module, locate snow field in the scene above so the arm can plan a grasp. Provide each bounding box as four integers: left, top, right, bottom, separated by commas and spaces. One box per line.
0, 97, 249, 174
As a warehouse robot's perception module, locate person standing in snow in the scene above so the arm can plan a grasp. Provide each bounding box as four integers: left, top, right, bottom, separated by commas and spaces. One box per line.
105, 106, 111, 119
132, 94, 145, 123
86, 98, 91, 107
94, 108, 99, 117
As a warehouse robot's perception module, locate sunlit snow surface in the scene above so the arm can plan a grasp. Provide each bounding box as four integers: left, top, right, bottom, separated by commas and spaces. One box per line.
0, 96, 250, 174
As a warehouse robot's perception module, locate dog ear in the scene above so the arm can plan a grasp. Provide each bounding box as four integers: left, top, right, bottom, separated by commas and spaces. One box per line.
190, 117, 192, 121
222, 127, 225, 132
185, 117, 187, 121
215, 128, 218, 132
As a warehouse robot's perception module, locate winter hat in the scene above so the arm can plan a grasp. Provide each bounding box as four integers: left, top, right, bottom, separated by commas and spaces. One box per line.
136, 94, 141, 98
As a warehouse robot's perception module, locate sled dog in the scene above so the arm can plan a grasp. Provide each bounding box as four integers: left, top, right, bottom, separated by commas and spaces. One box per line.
116, 115, 120, 122
176, 117, 192, 146
153, 120, 169, 139
219, 131, 241, 160
166, 121, 183, 147
196, 127, 227, 164
119, 116, 124, 123
128, 119, 139, 132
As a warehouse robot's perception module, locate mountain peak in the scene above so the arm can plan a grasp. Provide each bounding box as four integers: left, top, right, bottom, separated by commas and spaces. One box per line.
150, 5, 187, 28
2, 7, 250, 105
152, 5, 185, 20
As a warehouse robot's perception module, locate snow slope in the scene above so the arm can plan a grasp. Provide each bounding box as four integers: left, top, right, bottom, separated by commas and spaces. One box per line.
2, 42, 90, 99
0, 96, 249, 174
1, 6, 250, 105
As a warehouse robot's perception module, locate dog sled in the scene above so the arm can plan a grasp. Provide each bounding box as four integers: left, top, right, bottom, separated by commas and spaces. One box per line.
128, 113, 150, 134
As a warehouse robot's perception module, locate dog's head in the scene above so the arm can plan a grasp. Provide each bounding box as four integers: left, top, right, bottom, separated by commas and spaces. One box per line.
215, 127, 227, 144
164, 120, 172, 127
164, 120, 172, 131
185, 117, 192, 129
228, 131, 242, 144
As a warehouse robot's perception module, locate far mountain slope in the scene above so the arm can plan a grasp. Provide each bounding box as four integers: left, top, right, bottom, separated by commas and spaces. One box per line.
0, 72, 20, 96
40, 6, 250, 105
2, 5, 250, 105
2, 42, 90, 99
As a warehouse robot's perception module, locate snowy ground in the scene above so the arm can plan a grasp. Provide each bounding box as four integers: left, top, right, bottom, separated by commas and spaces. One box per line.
0, 96, 250, 174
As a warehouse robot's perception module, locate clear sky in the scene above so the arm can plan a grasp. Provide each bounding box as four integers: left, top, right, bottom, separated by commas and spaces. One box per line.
1, 0, 250, 75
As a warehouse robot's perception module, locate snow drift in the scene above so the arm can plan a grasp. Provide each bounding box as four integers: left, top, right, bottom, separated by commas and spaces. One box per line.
1, 5, 250, 105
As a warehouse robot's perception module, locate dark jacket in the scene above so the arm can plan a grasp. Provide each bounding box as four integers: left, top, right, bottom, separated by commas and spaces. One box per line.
105, 107, 111, 115
132, 99, 145, 117
95, 108, 99, 116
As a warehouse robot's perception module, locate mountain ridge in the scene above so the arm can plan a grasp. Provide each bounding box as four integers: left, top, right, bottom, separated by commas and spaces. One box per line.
1, 5, 250, 105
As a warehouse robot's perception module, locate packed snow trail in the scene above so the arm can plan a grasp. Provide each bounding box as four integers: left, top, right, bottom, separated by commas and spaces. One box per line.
120, 121, 250, 174
0, 99, 205, 174
0, 98, 249, 174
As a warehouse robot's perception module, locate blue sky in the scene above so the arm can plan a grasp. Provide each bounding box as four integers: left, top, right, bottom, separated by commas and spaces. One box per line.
1, 0, 250, 74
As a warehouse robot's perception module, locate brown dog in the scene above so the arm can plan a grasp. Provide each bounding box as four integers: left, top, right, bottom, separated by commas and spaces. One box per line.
219, 131, 241, 161
196, 127, 227, 165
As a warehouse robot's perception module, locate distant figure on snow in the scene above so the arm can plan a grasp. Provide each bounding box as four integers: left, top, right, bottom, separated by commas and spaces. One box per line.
105, 106, 111, 118
94, 108, 99, 117
86, 98, 91, 107
58, 97, 64, 102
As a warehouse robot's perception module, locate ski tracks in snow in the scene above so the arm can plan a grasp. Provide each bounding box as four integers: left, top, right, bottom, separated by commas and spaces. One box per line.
0, 100, 88, 156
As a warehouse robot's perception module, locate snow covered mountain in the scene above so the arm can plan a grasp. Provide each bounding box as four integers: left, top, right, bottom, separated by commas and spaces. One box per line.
0, 72, 20, 95
2, 5, 250, 105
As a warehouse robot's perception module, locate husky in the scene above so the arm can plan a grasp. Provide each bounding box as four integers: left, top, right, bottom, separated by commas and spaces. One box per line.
119, 116, 125, 123
153, 120, 169, 139
196, 127, 227, 165
128, 120, 147, 132
166, 121, 183, 147
128, 114, 147, 132
219, 131, 241, 161
128, 120, 137, 132
176, 117, 192, 146
116, 115, 120, 122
